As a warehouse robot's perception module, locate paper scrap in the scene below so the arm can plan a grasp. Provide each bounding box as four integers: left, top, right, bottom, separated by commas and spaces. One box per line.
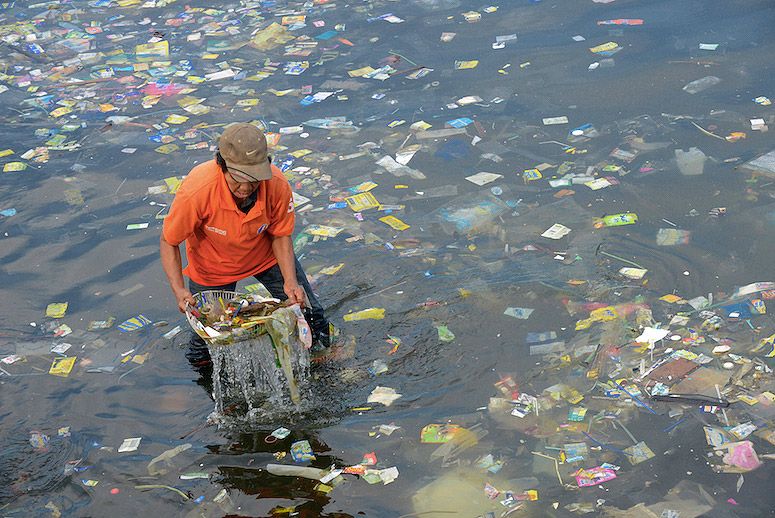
367, 386, 402, 406
126, 223, 149, 230
118, 437, 142, 452
543, 116, 569, 125
465, 172, 503, 186
619, 267, 648, 279
504, 307, 534, 319
541, 224, 571, 239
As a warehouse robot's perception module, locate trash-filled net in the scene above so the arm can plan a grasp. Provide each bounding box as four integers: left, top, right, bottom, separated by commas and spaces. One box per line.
185, 290, 311, 416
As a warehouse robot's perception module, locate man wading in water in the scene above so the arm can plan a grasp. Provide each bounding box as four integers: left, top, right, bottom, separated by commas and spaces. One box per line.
159, 123, 331, 375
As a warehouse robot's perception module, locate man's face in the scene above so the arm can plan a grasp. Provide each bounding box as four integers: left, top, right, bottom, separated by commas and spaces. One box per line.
224, 169, 260, 199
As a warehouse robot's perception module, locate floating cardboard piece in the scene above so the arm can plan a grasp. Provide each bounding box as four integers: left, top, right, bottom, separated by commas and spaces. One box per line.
671, 366, 731, 397
646, 358, 699, 385
740, 149, 775, 177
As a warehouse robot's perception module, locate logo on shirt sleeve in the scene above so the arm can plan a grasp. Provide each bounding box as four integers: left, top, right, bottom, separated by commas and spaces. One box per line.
288, 196, 294, 213
256, 224, 268, 235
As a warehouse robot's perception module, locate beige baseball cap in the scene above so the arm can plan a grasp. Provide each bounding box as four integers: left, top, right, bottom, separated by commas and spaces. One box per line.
218, 123, 272, 182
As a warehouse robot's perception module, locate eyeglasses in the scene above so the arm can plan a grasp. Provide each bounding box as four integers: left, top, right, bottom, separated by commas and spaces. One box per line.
226, 167, 260, 185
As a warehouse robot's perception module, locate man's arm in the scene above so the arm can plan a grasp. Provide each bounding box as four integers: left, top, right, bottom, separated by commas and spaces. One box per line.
160, 234, 195, 313
271, 234, 305, 306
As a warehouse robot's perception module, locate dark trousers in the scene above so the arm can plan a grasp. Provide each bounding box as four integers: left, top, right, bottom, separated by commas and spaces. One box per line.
186, 258, 329, 368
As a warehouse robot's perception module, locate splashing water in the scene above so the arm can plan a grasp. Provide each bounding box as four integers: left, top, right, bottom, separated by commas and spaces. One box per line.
207, 305, 311, 421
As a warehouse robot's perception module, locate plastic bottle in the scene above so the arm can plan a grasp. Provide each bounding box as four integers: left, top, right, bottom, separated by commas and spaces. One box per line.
675, 147, 706, 176
147, 443, 192, 476
213, 488, 235, 513
266, 463, 327, 480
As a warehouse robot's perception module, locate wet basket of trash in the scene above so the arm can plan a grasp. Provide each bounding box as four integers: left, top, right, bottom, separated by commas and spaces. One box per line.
184, 290, 311, 414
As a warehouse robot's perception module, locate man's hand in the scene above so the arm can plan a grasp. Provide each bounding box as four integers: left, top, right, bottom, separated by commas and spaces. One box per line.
174, 288, 196, 314
284, 282, 306, 307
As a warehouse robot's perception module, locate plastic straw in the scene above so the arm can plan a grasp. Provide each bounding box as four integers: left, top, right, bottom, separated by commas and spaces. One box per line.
582, 431, 633, 457
615, 382, 658, 415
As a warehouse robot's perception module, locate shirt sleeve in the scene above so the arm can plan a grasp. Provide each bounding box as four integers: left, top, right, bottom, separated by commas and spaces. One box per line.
266, 175, 296, 237
162, 190, 202, 246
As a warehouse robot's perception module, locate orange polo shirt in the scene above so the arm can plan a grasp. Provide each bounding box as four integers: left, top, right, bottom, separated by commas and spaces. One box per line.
162, 159, 295, 285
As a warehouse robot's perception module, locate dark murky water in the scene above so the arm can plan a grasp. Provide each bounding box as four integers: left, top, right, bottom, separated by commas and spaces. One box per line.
1, 0, 775, 516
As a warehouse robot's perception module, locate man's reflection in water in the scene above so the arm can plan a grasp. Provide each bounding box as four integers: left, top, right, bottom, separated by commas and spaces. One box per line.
186, 334, 214, 397
214, 432, 353, 518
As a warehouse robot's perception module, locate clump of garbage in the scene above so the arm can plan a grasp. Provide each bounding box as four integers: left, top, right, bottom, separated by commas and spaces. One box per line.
186, 291, 308, 345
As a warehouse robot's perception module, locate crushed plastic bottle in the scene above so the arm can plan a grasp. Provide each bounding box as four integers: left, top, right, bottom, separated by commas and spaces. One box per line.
682, 76, 721, 94
437, 325, 455, 342
29, 431, 50, 452
675, 147, 707, 176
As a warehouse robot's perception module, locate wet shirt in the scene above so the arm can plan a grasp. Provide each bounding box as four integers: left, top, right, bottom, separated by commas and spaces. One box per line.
163, 160, 295, 285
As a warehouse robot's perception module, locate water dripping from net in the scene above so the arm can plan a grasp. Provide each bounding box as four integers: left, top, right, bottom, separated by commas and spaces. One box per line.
207, 318, 311, 426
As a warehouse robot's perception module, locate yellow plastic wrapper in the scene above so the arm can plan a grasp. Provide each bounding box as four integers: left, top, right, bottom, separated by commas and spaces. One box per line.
304, 225, 344, 238
589, 306, 619, 322
46, 302, 68, 318
343, 308, 385, 321
319, 263, 345, 275
50, 107, 72, 118
49, 357, 76, 377
155, 144, 179, 154
346, 192, 379, 211
135, 41, 169, 61
379, 215, 410, 231
348, 66, 376, 78
454, 60, 479, 70
163, 176, 183, 194
589, 41, 619, 54
165, 114, 189, 124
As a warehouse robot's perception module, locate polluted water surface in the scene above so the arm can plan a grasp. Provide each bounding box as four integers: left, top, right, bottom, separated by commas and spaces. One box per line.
1, 0, 775, 516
